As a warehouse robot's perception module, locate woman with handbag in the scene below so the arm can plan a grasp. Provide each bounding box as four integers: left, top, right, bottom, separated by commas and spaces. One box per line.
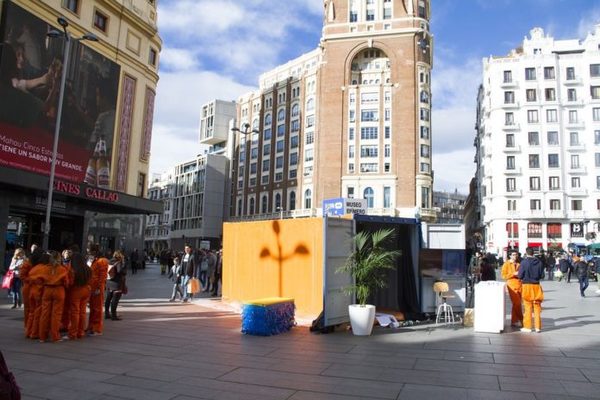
105, 250, 126, 320
8, 248, 25, 309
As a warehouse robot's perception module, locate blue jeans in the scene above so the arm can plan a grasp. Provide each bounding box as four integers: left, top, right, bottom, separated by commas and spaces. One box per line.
579, 275, 589, 296
10, 277, 22, 306
181, 275, 191, 300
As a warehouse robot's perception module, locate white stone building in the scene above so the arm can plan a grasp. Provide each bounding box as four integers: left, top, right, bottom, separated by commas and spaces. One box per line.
475, 26, 600, 256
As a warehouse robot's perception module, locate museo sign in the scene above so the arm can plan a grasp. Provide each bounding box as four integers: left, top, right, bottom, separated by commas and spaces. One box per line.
323, 198, 367, 216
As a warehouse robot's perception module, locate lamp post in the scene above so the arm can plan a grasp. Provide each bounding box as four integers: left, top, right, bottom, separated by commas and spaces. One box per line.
231, 123, 259, 215
42, 17, 98, 250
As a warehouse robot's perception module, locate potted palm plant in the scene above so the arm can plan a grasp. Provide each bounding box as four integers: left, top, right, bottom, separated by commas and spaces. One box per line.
337, 228, 399, 335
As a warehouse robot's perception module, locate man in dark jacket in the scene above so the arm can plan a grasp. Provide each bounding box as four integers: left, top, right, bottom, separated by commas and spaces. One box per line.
181, 245, 196, 302
575, 258, 590, 297
518, 247, 545, 333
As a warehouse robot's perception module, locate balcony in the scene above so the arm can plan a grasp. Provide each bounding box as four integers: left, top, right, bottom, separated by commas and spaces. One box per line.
564, 76, 583, 86
504, 189, 522, 197
501, 101, 520, 109
566, 143, 586, 152
527, 209, 544, 218
500, 80, 519, 88
565, 120, 585, 129
545, 209, 566, 219
502, 123, 520, 131
503, 145, 521, 153
569, 188, 588, 196
504, 167, 522, 175
567, 165, 587, 174
564, 99, 585, 107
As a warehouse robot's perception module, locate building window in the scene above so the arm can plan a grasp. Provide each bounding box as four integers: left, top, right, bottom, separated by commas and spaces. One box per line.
506, 156, 515, 170
547, 222, 562, 237
262, 159, 270, 172
503, 70, 512, 83
528, 132, 539, 146
263, 143, 271, 156
385, 126, 391, 139
263, 128, 272, 141
569, 110, 578, 123
527, 110, 538, 123
505, 112, 514, 125
506, 134, 515, 147
277, 124, 285, 137
544, 88, 556, 101
261, 196, 268, 214
593, 108, 600, 122
348, 145, 355, 158
306, 131, 314, 145
137, 172, 146, 197
591, 64, 600, 78
420, 108, 430, 121
504, 91, 514, 104
547, 131, 559, 145
291, 104, 299, 117
249, 198, 255, 214
289, 191, 296, 210
361, 145, 378, 158
544, 66, 555, 79
530, 176, 540, 191
275, 156, 283, 169
595, 130, 600, 145
526, 89, 537, 102
291, 120, 300, 132
149, 48, 157, 66
289, 169, 297, 179
570, 132, 579, 146
572, 177, 581, 188
265, 113, 272, 126
528, 223, 543, 238
597, 176, 600, 190
507, 200, 516, 211
305, 149, 313, 162
364, 187, 374, 208
546, 109, 557, 123
506, 178, 516, 192
420, 162, 430, 173
290, 153, 298, 166
421, 186, 430, 209
420, 145, 430, 158
548, 154, 559, 168
572, 200, 583, 211
63, 0, 79, 13
290, 136, 299, 149
383, 186, 391, 208
550, 199, 561, 210
306, 115, 315, 128
525, 67, 536, 80
361, 109, 379, 122
384, 144, 391, 158
591, 87, 600, 100
304, 189, 312, 209
93, 9, 109, 32
360, 127, 378, 140
568, 88, 577, 102
529, 154, 540, 168
549, 176, 560, 190
421, 126, 429, 139
349, 127, 355, 140
566, 67, 575, 80
596, 153, 600, 167
530, 199, 541, 210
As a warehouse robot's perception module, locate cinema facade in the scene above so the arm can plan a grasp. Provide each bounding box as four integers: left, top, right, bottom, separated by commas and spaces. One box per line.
0, 0, 162, 261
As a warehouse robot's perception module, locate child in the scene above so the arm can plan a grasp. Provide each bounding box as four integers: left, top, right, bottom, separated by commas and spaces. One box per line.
168, 257, 183, 301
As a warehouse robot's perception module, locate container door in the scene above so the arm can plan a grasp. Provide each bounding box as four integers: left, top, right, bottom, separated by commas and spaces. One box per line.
323, 216, 354, 327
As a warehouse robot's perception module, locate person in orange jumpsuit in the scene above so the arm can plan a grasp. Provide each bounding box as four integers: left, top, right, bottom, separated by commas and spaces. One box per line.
501, 250, 523, 328
67, 252, 92, 340
59, 249, 74, 335
28, 251, 70, 342
518, 247, 545, 333
24, 248, 45, 339
87, 244, 109, 336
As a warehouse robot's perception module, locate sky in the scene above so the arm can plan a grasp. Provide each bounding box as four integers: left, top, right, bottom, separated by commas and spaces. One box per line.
149, 0, 600, 194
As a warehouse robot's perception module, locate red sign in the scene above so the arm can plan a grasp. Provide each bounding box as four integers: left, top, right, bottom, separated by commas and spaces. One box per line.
54, 179, 119, 203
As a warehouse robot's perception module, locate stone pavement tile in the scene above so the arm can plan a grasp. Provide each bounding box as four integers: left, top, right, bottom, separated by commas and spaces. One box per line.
180, 350, 274, 370
25, 382, 114, 400
561, 381, 600, 398
262, 358, 332, 375
103, 385, 178, 400
534, 393, 600, 400
322, 363, 500, 390
7, 351, 89, 374
424, 341, 564, 357
57, 368, 116, 382
218, 367, 403, 399
498, 376, 568, 395
561, 349, 600, 359
524, 365, 588, 382
397, 384, 536, 400
444, 350, 495, 363
162, 379, 295, 400
493, 353, 600, 368
288, 390, 384, 399
107, 374, 168, 390
413, 358, 525, 377
580, 367, 600, 383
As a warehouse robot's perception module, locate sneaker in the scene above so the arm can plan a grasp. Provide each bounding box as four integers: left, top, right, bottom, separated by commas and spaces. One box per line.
168, 298, 175, 302
520, 328, 532, 333
535, 329, 541, 333
111, 316, 122, 321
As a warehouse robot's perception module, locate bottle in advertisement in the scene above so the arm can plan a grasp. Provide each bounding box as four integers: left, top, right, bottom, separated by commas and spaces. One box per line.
83, 141, 100, 186
96, 135, 110, 189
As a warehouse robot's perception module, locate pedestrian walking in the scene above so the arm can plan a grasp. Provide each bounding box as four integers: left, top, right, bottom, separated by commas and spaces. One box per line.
575, 257, 590, 297
168, 257, 183, 301
518, 247, 545, 333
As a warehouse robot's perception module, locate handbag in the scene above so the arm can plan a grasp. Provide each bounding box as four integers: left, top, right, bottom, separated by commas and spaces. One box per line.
1, 271, 14, 290
187, 277, 200, 294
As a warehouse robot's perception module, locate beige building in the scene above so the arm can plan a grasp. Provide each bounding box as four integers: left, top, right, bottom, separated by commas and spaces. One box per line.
232, 0, 434, 221
0, 0, 162, 255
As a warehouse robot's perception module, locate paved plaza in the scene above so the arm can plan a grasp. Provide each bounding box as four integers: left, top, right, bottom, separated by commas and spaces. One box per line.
2, 263, 600, 399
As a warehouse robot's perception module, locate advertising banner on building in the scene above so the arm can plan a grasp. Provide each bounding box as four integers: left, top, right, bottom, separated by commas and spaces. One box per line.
0, 2, 120, 189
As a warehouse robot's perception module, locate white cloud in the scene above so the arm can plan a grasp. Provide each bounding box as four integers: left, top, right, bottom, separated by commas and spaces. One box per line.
160, 48, 199, 71
149, 125, 201, 178
576, 7, 600, 39
433, 149, 476, 193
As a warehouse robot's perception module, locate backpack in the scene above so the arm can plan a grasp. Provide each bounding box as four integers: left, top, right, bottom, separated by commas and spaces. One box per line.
0, 351, 20, 400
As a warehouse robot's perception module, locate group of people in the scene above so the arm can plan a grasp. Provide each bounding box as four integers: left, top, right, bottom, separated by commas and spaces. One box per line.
163, 245, 223, 302
4, 243, 126, 342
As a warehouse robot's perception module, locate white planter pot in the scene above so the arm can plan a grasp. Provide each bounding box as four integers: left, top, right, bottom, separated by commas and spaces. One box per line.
348, 304, 376, 336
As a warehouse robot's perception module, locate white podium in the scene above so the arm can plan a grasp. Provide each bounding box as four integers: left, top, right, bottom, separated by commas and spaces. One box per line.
474, 281, 506, 333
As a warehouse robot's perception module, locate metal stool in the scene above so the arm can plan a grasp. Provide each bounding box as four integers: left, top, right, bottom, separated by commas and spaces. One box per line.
433, 281, 455, 324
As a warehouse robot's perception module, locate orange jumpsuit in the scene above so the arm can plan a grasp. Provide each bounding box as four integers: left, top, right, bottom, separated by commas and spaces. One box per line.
501, 260, 523, 325
29, 264, 69, 342
60, 263, 74, 332
522, 284, 544, 331
68, 278, 91, 340
87, 257, 109, 334
18, 260, 33, 334
25, 264, 44, 339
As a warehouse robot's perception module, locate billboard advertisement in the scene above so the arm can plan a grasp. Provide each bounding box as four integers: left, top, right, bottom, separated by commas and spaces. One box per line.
0, 2, 120, 189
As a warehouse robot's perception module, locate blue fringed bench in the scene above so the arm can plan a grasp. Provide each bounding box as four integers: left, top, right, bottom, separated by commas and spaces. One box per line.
241, 297, 295, 336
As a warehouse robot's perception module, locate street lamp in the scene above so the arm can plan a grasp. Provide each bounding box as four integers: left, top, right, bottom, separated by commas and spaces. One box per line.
231, 123, 259, 215
276, 206, 283, 220
42, 17, 98, 250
